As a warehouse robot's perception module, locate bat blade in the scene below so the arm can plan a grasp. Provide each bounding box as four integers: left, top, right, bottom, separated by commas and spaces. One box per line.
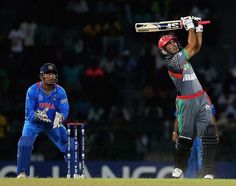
135, 20, 211, 33
135, 20, 182, 33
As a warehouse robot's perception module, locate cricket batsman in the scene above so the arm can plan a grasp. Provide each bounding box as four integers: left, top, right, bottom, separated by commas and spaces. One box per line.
16, 62, 69, 178
157, 16, 218, 178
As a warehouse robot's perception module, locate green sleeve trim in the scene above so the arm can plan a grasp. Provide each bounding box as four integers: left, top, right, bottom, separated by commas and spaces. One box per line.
177, 99, 184, 135
183, 48, 189, 61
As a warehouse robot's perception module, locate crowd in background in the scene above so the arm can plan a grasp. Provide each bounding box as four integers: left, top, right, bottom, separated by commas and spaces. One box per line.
0, 0, 235, 161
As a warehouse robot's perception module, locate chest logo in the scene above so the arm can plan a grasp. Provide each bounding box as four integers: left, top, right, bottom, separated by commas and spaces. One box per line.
38, 95, 43, 101
39, 103, 55, 109
183, 63, 190, 71
183, 73, 197, 81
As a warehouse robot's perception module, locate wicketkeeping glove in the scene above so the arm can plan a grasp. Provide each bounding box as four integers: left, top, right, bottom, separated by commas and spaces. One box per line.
53, 112, 63, 129
35, 108, 52, 123
181, 16, 195, 31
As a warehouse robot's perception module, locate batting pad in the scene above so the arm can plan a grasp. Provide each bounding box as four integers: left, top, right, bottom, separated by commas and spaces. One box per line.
17, 136, 34, 175
201, 124, 217, 177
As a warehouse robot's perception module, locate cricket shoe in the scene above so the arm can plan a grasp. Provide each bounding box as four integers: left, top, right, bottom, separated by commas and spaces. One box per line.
17, 172, 27, 178
204, 174, 214, 179
172, 168, 183, 178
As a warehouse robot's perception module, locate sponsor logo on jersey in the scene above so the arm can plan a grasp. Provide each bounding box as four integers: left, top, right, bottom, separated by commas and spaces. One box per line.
183, 73, 197, 81
61, 99, 68, 104
205, 104, 211, 110
39, 103, 55, 109
183, 63, 190, 70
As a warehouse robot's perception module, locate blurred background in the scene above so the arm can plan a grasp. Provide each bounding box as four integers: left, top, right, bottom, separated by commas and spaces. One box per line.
0, 0, 236, 178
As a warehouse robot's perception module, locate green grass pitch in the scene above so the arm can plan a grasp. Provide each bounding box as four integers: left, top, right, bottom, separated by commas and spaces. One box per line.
0, 178, 236, 186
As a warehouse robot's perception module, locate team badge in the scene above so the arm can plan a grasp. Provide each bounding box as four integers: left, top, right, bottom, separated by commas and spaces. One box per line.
48, 65, 54, 70
39, 94, 43, 101
205, 104, 211, 110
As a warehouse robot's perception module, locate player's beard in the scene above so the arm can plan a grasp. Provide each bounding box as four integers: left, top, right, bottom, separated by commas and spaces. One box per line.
40, 74, 58, 85
45, 79, 56, 85
168, 43, 179, 55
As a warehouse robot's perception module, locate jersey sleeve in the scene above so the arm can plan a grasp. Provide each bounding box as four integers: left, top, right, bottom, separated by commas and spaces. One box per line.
25, 87, 37, 122
57, 87, 69, 121
183, 48, 190, 61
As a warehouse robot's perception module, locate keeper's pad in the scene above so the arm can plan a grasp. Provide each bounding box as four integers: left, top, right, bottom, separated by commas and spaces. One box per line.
174, 136, 193, 171
17, 136, 35, 175
201, 124, 217, 177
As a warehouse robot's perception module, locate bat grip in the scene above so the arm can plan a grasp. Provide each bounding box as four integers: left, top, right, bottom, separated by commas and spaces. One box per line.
198, 20, 210, 25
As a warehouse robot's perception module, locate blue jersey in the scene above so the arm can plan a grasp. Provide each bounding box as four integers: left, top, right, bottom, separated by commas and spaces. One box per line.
25, 82, 69, 125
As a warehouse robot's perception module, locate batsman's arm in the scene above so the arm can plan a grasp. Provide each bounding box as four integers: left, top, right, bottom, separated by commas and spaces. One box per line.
184, 29, 199, 60
181, 16, 200, 60
196, 25, 203, 50
196, 32, 202, 49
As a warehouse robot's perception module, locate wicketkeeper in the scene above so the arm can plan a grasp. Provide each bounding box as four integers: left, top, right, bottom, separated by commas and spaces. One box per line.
16, 62, 70, 178
157, 16, 218, 179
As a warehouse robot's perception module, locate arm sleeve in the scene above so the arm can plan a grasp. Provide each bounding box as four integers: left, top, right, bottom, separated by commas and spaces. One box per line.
25, 87, 37, 122
183, 48, 190, 61
57, 88, 69, 121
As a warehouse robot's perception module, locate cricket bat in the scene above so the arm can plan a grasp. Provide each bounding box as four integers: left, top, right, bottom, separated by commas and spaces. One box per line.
135, 20, 210, 33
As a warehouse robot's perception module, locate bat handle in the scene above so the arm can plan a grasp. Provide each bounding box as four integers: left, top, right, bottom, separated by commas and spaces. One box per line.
198, 20, 210, 25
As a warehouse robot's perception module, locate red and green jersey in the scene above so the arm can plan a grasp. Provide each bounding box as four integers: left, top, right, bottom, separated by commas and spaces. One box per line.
166, 49, 203, 96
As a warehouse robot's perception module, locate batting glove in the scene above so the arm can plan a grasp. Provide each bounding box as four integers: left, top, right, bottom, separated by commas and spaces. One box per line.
181, 16, 195, 31
191, 16, 202, 27
196, 24, 203, 32
53, 112, 63, 129
191, 16, 201, 22
35, 108, 52, 123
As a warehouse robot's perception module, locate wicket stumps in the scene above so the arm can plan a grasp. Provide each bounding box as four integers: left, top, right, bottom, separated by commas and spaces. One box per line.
66, 122, 85, 178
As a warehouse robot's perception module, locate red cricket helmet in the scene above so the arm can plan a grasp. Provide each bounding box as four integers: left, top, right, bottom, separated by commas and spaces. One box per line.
158, 35, 177, 55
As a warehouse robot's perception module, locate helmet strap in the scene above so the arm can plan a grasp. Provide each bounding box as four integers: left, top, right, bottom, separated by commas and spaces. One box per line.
161, 49, 168, 55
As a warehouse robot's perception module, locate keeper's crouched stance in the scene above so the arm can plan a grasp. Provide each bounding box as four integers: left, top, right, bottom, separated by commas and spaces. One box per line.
16, 63, 74, 178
